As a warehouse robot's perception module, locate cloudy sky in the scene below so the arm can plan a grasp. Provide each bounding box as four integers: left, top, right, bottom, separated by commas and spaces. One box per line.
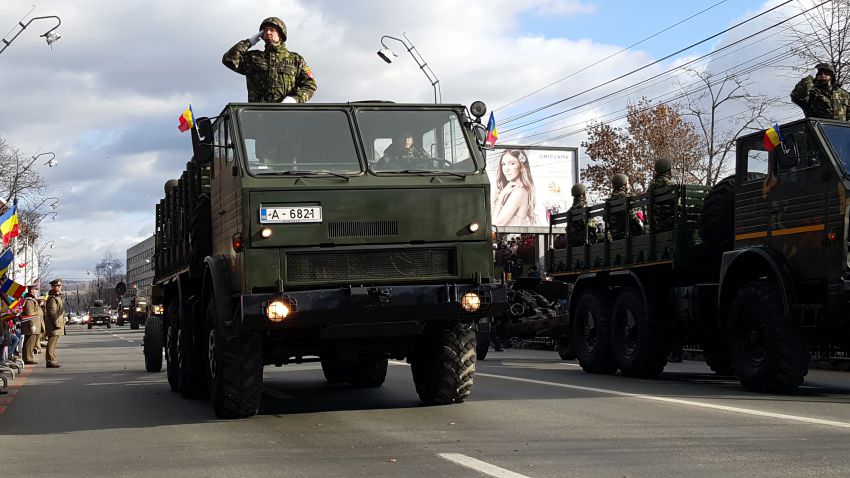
0, 0, 810, 280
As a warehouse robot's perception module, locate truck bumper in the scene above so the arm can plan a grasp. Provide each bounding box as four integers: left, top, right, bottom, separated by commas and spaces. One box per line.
240, 283, 506, 337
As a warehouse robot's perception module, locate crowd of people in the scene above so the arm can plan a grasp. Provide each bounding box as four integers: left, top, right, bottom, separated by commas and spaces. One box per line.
0, 279, 66, 394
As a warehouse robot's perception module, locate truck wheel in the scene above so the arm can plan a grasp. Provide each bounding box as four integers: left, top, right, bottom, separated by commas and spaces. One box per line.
555, 336, 576, 360
144, 315, 164, 372
117, 318, 124, 326
611, 288, 667, 378
320, 354, 349, 384
205, 301, 263, 419
571, 289, 616, 374
476, 328, 491, 361
410, 321, 476, 405
166, 300, 181, 393
107, 320, 112, 329
348, 356, 388, 388
130, 316, 139, 330
178, 304, 207, 399
729, 280, 808, 393
87, 323, 92, 330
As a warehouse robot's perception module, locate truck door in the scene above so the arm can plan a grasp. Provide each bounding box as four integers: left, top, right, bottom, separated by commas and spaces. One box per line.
766, 122, 829, 282
734, 136, 770, 249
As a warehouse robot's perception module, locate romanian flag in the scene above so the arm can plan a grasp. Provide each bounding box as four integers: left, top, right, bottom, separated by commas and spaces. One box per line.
0, 248, 12, 278
0, 278, 25, 301
177, 105, 194, 133
763, 123, 783, 152
0, 206, 19, 246
485, 112, 499, 147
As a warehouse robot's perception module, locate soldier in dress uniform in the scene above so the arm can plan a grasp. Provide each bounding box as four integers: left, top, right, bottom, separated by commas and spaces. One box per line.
223, 17, 318, 104
44, 278, 65, 368
790, 62, 849, 121
21, 285, 44, 365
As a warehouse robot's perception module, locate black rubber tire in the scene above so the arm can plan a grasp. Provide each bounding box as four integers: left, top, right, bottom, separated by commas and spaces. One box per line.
143, 315, 164, 372
178, 300, 206, 399
610, 287, 667, 378
410, 321, 476, 405
555, 336, 576, 360
571, 289, 616, 374
205, 300, 263, 419
117, 318, 124, 326
106, 321, 112, 329
699, 173, 766, 257
87, 323, 92, 329
348, 356, 388, 388
320, 354, 349, 384
166, 299, 181, 393
728, 280, 808, 393
130, 316, 140, 330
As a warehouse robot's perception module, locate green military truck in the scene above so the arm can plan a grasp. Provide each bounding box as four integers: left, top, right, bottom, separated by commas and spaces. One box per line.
143, 101, 506, 418
88, 299, 112, 329
118, 291, 147, 329
546, 118, 850, 393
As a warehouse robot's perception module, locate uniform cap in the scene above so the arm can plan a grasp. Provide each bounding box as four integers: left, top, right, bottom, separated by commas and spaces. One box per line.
570, 183, 586, 197
49, 278, 62, 286
612, 173, 629, 189
259, 17, 288, 42
654, 157, 673, 175
815, 62, 836, 76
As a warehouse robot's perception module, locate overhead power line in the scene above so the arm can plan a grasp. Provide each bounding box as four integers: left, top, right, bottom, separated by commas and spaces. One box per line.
500, 0, 800, 126
494, 0, 732, 112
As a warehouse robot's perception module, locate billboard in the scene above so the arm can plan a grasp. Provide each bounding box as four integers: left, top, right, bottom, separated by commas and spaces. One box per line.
485, 145, 578, 232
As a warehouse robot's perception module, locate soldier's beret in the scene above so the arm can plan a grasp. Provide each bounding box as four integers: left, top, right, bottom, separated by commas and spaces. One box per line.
50, 278, 62, 286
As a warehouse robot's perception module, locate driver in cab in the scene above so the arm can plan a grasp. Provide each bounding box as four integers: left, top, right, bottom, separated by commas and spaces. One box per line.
379, 132, 429, 169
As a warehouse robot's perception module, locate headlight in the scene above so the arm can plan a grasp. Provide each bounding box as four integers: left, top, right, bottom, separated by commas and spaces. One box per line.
460, 292, 481, 312
266, 299, 290, 322
136, 306, 142, 311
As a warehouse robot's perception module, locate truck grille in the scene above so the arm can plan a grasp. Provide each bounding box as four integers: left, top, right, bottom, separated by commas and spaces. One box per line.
328, 220, 398, 238
286, 248, 455, 282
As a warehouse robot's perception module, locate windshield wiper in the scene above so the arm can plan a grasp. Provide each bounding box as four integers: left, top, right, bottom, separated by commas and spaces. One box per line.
256, 170, 351, 181
396, 169, 465, 178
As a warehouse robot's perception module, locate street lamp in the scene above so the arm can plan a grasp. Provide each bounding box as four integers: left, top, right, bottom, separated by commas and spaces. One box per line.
33, 152, 59, 168
377, 33, 441, 103
0, 15, 62, 56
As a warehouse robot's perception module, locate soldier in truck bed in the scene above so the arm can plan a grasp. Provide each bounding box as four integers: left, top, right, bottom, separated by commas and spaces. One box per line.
790, 62, 849, 121
223, 16, 317, 104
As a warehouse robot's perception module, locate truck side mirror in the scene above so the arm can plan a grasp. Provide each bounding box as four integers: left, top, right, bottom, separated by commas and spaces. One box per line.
193, 117, 214, 164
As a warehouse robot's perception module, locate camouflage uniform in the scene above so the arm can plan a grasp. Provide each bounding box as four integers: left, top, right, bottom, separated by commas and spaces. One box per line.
222, 17, 318, 103
790, 63, 849, 121
380, 144, 430, 167
649, 158, 676, 233
606, 174, 644, 240
566, 184, 597, 246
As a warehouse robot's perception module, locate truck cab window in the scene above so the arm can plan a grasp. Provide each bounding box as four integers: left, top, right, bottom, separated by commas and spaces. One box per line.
821, 123, 850, 175
746, 148, 769, 178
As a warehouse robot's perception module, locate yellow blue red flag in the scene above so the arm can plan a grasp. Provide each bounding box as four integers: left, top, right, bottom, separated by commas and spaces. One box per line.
0, 206, 19, 247
763, 123, 783, 152
178, 105, 194, 133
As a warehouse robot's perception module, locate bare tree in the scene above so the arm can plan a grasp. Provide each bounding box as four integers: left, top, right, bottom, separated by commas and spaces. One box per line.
581, 97, 703, 197
680, 69, 779, 185
0, 138, 47, 206
783, 0, 850, 85
90, 250, 125, 307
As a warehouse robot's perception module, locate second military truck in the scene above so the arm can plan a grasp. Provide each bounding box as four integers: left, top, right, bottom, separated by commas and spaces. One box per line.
144, 101, 506, 418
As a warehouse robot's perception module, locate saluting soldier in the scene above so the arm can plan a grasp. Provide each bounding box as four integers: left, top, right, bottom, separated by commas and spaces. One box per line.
44, 278, 65, 368
790, 62, 849, 121
223, 16, 318, 104
21, 285, 44, 365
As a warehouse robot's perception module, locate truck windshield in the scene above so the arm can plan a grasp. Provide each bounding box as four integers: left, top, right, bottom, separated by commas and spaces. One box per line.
821, 124, 850, 174
90, 306, 108, 316
356, 110, 477, 173
239, 110, 361, 175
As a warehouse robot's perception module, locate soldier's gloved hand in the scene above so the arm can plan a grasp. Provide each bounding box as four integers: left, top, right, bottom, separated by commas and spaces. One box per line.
248, 32, 262, 46
282, 96, 298, 104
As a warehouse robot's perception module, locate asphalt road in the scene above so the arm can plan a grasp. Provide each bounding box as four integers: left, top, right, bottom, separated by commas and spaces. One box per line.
2, 325, 850, 478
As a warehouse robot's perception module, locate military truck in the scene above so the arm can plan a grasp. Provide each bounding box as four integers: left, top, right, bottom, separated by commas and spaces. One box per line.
87, 299, 112, 329
118, 289, 147, 329
545, 118, 850, 393
143, 101, 506, 418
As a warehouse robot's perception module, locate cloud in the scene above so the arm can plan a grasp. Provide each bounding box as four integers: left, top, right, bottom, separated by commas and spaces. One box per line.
532, 0, 598, 16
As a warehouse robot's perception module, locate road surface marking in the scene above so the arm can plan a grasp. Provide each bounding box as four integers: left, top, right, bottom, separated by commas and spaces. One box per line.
111, 334, 136, 343
438, 453, 532, 478
476, 372, 850, 430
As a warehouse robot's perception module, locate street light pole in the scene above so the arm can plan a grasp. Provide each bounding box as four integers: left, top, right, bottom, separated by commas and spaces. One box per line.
0, 15, 62, 55
377, 33, 441, 103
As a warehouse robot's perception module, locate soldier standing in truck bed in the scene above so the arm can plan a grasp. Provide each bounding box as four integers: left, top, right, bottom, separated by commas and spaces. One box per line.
567, 183, 597, 246
606, 174, 644, 240
790, 62, 849, 121
223, 17, 318, 104
649, 158, 676, 233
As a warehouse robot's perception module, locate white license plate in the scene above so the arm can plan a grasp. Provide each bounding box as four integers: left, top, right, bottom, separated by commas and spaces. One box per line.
259, 206, 322, 224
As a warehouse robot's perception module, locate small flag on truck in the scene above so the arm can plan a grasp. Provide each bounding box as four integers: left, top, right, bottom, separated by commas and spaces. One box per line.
178, 105, 194, 132
763, 123, 783, 152
485, 112, 499, 147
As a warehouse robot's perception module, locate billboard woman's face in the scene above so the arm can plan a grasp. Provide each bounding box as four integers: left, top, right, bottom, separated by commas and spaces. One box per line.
501, 154, 521, 181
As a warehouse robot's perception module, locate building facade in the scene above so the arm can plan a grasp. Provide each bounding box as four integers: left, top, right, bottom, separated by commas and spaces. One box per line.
126, 235, 155, 299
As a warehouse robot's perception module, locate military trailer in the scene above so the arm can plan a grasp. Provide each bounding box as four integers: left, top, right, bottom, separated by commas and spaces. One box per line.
546, 118, 850, 393
144, 101, 506, 418
87, 300, 112, 329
